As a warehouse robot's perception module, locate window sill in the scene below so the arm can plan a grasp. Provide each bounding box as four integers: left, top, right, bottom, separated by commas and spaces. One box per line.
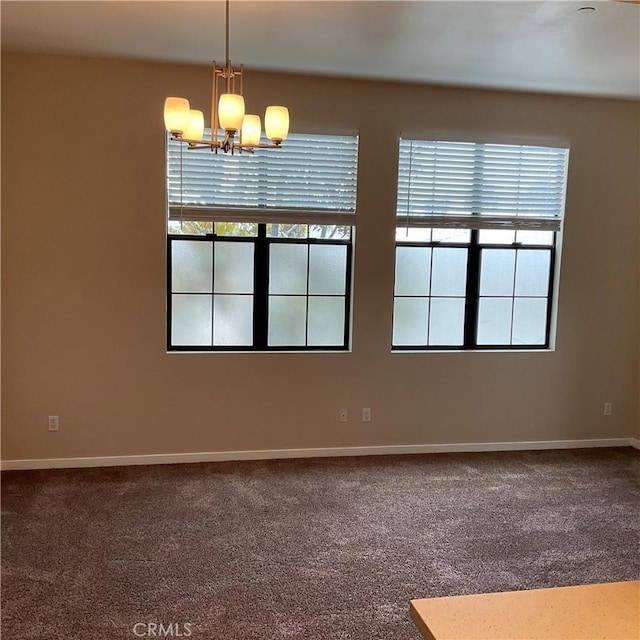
392, 348, 555, 354
166, 349, 352, 355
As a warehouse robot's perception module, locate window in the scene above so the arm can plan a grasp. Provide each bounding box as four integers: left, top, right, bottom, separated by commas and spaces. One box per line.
166, 132, 358, 351
393, 139, 569, 350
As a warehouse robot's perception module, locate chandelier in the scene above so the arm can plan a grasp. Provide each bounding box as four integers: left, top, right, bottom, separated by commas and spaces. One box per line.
163, 0, 289, 154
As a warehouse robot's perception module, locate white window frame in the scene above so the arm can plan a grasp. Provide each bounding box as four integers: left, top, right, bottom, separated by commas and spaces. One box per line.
393, 136, 570, 351
166, 131, 359, 352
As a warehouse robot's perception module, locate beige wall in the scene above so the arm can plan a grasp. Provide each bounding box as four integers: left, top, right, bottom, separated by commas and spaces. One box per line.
2, 52, 639, 461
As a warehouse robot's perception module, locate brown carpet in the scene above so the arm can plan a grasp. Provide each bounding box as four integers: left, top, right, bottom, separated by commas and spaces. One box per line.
2, 447, 639, 639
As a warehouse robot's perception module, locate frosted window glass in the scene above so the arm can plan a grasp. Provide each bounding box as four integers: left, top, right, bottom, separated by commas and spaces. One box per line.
396, 227, 432, 242
394, 247, 431, 296
308, 297, 345, 346
514, 250, 551, 297
268, 296, 307, 346
432, 228, 471, 244
171, 295, 212, 346
171, 242, 212, 293
479, 230, 515, 245
512, 298, 548, 345
516, 230, 554, 246
269, 245, 308, 294
480, 249, 516, 296
214, 243, 254, 294
392, 298, 429, 346
477, 297, 513, 345
429, 298, 465, 346
431, 248, 467, 296
309, 245, 347, 295
213, 295, 253, 346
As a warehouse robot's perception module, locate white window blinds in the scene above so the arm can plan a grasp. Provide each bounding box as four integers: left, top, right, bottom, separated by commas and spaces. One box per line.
397, 139, 569, 231
167, 131, 359, 225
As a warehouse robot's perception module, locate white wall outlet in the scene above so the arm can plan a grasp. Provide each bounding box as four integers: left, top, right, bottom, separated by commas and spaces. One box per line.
338, 408, 348, 423
603, 402, 612, 416
48, 415, 59, 431
362, 407, 372, 422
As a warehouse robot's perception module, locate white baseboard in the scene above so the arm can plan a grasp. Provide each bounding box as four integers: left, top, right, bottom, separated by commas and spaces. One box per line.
1, 438, 635, 471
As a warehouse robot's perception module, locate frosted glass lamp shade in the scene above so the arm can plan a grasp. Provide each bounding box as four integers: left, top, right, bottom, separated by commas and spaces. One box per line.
241, 115, 261, 146
265, 106, 289, 142
164, 97, 190, 133
183, 110, 205, 141
218, 94, 245, 131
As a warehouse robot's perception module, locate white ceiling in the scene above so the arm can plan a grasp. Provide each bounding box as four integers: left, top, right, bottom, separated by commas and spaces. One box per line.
1, 0, 639, 99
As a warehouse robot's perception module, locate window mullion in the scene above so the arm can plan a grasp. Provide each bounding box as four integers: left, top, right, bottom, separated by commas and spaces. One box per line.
464, 230, 480, 348
253, 224, 269, 349
211, 236, 216, 347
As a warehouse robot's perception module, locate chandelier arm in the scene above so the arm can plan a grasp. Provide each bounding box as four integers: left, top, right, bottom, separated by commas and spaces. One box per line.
186, 142, 216, 149
173, 136, 283, 152
243, 142, 283, 149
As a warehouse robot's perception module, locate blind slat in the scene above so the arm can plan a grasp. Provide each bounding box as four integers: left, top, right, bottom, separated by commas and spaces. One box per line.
169, 206, 355, 226
167, 131, 359, 221
397, 214, 561, 231
397, 139, 569, 228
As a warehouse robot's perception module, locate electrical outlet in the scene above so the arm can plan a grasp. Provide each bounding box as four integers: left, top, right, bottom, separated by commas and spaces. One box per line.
338, 408, 348, 423
603, 402, 612, 416
362, 407, 372, 422
48, 415, 59, 431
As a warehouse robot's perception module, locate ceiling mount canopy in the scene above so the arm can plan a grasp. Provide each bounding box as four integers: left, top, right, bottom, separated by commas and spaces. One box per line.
163, 0, 289, 154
